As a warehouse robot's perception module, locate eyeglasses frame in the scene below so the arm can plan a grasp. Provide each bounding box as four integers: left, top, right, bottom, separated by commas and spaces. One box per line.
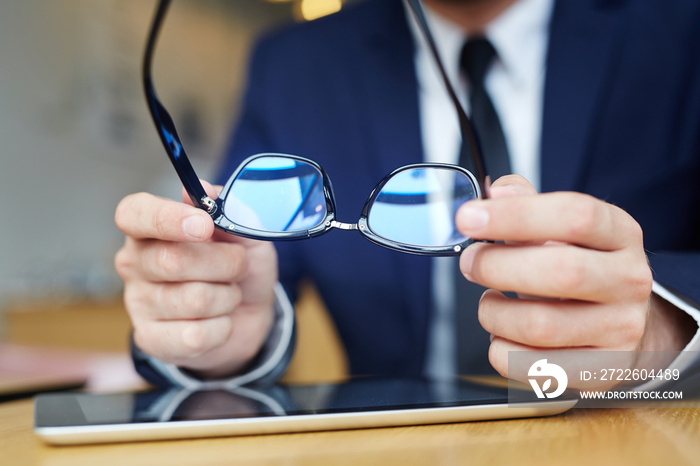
142, 0, 491, 256
214, 153, 480, 255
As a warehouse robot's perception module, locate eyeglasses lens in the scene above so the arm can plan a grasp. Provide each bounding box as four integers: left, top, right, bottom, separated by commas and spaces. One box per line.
367, 167, 477, 247
223, 157, 327, 232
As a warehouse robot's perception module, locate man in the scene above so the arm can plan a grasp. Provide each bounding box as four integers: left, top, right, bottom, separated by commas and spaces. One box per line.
115, 0, 700, 388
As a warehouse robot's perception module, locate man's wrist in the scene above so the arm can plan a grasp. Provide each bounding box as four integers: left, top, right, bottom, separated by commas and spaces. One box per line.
132, 282, 296, 389
631, 281, 700, 392
642, 293, 698, 352
643, 282, 700, 353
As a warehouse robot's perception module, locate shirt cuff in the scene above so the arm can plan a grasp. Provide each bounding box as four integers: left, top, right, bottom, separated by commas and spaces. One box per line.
135, 282, 295, 389
634, 280, 700, 391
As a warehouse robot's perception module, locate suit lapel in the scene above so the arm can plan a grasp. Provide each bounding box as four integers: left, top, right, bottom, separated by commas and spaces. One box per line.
541, 0, 629, 192
355, 0, 432, 364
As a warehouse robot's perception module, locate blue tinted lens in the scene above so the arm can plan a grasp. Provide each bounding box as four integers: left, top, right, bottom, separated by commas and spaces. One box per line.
224, 156, 326, 232
367, 167, 477, 247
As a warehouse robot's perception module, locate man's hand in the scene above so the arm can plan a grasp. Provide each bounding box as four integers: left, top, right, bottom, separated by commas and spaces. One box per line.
114, 181, 277, 379
456, 176, 694, 389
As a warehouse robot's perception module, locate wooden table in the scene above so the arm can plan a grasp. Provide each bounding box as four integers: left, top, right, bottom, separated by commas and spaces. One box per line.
3, 397, 700, 466
3, 297, 700, 465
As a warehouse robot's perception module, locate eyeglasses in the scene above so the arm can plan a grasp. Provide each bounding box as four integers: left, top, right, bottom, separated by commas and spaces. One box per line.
142, 0, 491, 256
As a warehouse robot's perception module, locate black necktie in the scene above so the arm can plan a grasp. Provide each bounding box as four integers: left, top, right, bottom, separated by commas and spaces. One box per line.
455, 38, 511, 375
458, 37, 512, 179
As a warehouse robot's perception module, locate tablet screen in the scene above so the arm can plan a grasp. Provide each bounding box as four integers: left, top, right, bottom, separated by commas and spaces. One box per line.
35, 376, 565, 428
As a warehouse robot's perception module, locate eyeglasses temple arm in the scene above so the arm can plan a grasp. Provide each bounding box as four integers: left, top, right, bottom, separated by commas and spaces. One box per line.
142, 0, 216, 213
404, 0, 491, 198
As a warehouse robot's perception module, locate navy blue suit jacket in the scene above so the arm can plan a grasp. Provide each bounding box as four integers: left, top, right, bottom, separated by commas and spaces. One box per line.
217, 0, 700, 377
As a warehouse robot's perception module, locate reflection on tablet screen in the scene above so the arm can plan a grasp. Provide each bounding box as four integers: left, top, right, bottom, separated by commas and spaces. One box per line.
38, 376, 571, 427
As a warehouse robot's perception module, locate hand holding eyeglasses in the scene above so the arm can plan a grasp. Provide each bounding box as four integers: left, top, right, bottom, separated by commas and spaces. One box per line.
457, 175, 693, 390
114, 182, 278, 379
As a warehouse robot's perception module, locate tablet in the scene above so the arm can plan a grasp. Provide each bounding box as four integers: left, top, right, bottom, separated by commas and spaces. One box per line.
34, 376, 577, 445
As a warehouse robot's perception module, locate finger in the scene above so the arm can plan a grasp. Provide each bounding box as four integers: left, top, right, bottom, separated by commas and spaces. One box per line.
461, 242, 652, 302
478, 289, 647, 349
456, 191, 643, 251
487, 336, 530, 379
487, 336, 637, 391
487, 337, 607, 378
115, 192, 215, 242
134, 239, 248, 283
125, 281, 243, 322
487, 176, 542, 246
134, 315, 234, 361
488, 174, 537, 198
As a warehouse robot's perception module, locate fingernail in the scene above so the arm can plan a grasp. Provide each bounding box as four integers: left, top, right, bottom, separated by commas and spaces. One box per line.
490, 184, 522, 197
460, 247, 475, 279
182, 215, 206, 239
457, 206, 489, 232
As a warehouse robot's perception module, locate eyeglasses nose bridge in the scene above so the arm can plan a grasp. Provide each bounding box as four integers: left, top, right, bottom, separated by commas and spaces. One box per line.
328, 220, 359, 231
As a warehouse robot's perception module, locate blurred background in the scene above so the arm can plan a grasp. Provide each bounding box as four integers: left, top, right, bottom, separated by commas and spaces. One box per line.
0, 0, 354, 310
0, 0, 352, 386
